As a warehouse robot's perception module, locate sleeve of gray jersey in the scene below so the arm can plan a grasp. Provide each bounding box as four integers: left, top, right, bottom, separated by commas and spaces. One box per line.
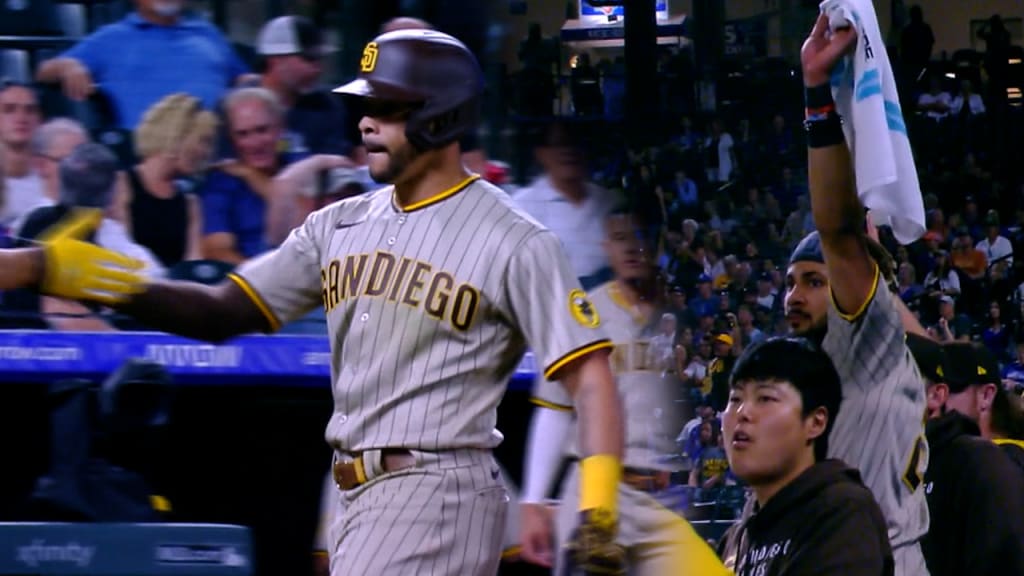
504, 230, 612, 381
822, 264, 913, 396
530, 372, 574, 411
228, 211, 325, 332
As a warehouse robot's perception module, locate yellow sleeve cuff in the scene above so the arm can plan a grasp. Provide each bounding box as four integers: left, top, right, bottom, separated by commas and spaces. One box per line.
578, 454, 622, 514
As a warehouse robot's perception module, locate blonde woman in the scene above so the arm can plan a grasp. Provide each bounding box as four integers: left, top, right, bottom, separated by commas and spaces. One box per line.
128, 93, 218, 267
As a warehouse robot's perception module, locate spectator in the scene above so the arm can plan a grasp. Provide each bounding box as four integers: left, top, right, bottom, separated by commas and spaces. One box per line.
917, 75, 952, 122
736, 304, 764, 347
950, 230, 987, 280
688, 421, 729, 498
0, 81, 44, 228
513, 121, 616, 289
11, 143, 163, 331
666, 168, 699, 223
703, 331, 737, 413
754, 272, 777, 311
976, 212, 1013, 267
950, 79, 986, 118
648, 312, 678, 373
906, 336, 1024, 576
989, 385, 1024, 473
129, 93, 218, 267
900, 5, 934, 81
981, 301, 1011, 362
201, 88, 300, 264
923, 250, 960, 303
897, 262, 924, 305
1002, 341, 1024, 392
930, 295, 971, 342
36, 0, 250, 129
703, 118, 736, 185
241, 15, 353, 158
717, 338, 893, 575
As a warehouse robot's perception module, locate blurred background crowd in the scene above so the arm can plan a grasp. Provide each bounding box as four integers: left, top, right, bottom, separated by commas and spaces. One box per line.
0, 0, 1022, 574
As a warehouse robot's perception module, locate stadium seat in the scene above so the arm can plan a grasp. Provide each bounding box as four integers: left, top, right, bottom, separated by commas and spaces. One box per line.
55, 3, 87, 37
0, 50, 30, 84
0, 0, 62, 36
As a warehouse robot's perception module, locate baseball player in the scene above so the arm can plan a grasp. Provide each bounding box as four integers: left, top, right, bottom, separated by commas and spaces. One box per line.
40, 30, 625, 576
0, 208, 142, 299
520, 208, 730, 575
784, 15, 930, 575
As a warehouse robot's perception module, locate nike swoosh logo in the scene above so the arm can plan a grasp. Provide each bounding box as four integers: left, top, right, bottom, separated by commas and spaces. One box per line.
335, 220, 362, 229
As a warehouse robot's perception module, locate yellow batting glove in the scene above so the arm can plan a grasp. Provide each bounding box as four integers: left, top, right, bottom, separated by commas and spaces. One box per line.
38, 209, 145, 305
564, 454, 625, 575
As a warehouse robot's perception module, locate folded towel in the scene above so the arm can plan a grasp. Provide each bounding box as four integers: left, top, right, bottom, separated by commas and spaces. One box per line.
820, 0, 925, 245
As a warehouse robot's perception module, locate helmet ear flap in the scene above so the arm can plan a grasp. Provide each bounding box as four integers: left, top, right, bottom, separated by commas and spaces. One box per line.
405, 98, 480, 150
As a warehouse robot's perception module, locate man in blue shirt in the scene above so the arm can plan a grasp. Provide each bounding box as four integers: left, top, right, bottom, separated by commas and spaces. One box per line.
36, 0, 249, 129
201, 87, 304, 264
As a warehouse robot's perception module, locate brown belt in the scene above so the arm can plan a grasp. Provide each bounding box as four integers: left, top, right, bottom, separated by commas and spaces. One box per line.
333, 449, 416, 490
622, 467, 671, 493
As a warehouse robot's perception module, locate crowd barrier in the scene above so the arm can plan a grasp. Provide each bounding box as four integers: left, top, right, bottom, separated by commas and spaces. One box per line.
0, 330, 538, 389
0, 523, 252, 575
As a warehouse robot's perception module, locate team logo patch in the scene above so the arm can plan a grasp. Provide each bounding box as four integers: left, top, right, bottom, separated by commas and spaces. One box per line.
569, 289, 600, 328
360, 42, 379, 73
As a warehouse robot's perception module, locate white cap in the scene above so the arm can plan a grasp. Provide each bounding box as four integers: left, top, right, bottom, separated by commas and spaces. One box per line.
257, 15, 334, 57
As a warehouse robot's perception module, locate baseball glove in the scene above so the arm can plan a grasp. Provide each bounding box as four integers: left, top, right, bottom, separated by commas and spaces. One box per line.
562, 509, 626, 576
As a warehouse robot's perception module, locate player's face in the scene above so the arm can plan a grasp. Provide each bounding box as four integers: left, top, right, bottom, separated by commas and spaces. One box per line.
0, 87, 41, 147
603, 215, 654, 282
358, 100, 428, 185
784, 262, 829, 336
723, 379, 824, 487
228, 100, 282, 171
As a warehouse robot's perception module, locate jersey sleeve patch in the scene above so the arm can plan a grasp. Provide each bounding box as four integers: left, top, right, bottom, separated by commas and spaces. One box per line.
543, 339, 613, 380
569, 289, 601, 328
228, 272, 283, 333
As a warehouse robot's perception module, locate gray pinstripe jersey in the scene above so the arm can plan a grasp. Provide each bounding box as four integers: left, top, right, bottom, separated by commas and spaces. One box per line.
533, 282, 683, 471
823, 271, 930, 555
232, 175, 611, 452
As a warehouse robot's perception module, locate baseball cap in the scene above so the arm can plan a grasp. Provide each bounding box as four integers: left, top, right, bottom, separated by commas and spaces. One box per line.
789, 231, 824, 266
943, 342, 1001, 393
905, 334, 944, 384
697, 274, 712, 284
714, 333, 734, 347
939, 295, 954, 306
257, 16, 334, 58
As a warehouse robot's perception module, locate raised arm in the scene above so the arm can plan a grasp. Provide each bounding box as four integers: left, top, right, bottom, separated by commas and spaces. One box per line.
801, 15, 875, 316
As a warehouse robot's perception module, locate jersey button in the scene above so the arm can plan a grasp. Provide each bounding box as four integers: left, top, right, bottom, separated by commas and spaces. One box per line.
360, 313, 369, 322
398, 216, 406, 224
387, 237, 396, 245
338, 414, 348, 423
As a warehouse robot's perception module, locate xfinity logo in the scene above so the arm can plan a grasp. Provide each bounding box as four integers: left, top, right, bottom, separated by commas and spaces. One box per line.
16, 540, 94, 568
156, 545, 248, 567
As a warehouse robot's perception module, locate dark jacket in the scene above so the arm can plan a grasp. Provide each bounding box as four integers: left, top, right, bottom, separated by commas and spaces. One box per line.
922, 411, 1024, 576
994, 438, 1024, 476
717, 459, 893, 576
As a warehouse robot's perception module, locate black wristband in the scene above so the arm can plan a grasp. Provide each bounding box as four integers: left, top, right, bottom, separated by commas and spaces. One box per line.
805, 115, 845, 148
805, 83, 834, 109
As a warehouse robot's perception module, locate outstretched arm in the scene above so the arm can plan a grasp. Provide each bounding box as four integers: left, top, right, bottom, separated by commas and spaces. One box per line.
801, 15, 875, 316
0, 250, 43, 291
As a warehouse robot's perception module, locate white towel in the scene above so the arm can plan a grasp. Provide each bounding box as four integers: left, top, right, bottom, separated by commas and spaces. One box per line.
820, 0, 925, 245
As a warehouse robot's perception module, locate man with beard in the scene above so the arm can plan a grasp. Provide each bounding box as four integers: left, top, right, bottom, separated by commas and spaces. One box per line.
519, 208, 729, 575
785, 14, 931, 575
21, 29, 625, 576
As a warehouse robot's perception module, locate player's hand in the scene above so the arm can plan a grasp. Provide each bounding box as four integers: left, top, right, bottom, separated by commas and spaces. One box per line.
61, 59, 96, 101
801, 13, 858, 87
38, 209, 145, 305
563, 509, 626, 576
520, 502, 555, 567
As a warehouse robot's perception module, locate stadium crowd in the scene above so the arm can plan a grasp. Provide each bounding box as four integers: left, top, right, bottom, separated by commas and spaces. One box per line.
1, 1, 1023, 575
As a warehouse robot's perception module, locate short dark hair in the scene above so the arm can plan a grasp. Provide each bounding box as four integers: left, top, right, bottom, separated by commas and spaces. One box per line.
730, 337, 842, 461
59, 143, 120, 208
